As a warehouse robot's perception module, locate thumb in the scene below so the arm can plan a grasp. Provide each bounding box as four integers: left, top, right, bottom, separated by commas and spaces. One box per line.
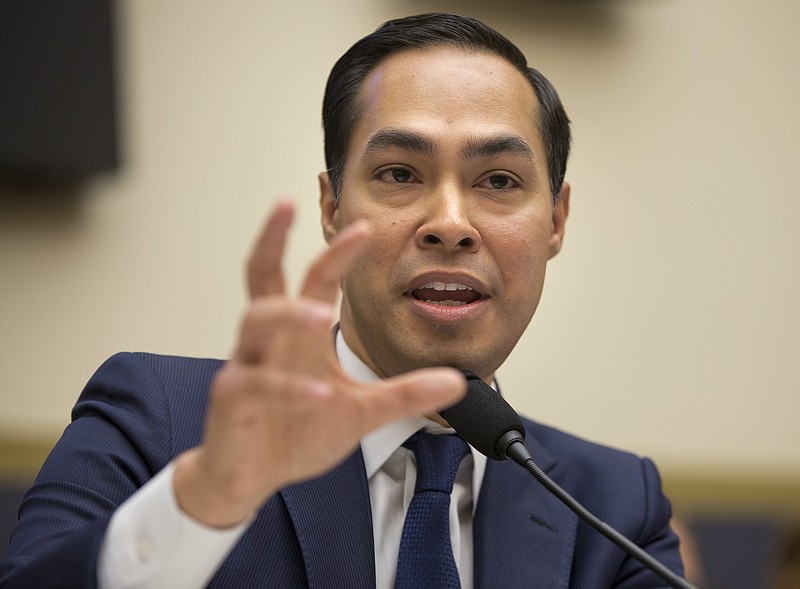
361, 368, 466, 429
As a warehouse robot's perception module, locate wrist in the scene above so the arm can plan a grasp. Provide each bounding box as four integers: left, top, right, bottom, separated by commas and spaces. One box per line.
172, 448, 265, 529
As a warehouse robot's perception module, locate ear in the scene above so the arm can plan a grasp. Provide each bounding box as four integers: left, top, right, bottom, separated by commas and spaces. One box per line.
319, 171, 340, 244
548, 181, 570, 259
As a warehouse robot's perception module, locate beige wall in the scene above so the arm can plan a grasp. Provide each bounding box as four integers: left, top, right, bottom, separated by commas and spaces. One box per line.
1, 0, 798, 489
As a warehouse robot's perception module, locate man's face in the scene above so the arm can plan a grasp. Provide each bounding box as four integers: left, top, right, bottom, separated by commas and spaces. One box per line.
320, 47, 569, 382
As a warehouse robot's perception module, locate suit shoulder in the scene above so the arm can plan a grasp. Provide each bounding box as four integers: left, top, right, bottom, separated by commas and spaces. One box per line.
521, 415, 645, 469
76, 352, 226, 456
520, 416, 671, 528
88, 352, 225, 403
100, 351, 225, 381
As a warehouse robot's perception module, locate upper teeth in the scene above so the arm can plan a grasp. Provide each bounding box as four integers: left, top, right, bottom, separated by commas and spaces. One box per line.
422, 281, 472, 291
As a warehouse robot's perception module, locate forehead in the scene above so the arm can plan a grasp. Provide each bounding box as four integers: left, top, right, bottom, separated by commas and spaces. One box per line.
349, 46, 543, 156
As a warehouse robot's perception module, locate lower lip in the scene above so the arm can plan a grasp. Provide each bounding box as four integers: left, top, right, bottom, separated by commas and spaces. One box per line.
406, 296, 490, 324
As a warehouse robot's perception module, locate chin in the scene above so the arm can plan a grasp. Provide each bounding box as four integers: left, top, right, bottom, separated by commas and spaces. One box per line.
394, 349, 496, 376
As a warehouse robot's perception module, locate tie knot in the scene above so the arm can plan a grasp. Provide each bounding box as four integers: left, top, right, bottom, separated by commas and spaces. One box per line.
404, 431, 470, 494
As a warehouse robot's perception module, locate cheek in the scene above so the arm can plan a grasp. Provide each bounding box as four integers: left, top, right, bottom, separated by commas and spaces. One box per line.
344, 222, 406, 296
361, 224, 403, 272
355, 207, 415, 260
496, 223, 550, 289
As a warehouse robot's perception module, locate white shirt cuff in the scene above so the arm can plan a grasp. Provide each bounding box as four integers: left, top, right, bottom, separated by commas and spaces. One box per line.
97, 461, 252, 589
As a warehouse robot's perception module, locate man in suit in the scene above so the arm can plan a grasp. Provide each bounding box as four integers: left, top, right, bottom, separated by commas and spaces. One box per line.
0, 13, 684, 588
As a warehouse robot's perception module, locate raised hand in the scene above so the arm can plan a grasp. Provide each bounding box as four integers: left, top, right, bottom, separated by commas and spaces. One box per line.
173, 201, 465, 528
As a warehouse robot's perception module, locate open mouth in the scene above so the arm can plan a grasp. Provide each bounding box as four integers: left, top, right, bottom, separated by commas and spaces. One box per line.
409, 281, 484, 307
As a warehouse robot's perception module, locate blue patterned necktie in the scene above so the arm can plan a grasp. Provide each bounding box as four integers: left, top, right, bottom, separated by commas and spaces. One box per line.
395, 430, 471, 589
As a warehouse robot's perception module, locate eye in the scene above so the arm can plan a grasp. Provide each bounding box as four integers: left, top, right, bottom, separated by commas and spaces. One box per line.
391, 168, 412, 183
375, 166, 417, 184
476, 173, 520, 190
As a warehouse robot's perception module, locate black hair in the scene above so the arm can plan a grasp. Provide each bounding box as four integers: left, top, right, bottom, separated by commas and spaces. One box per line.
322, 13, 571, 204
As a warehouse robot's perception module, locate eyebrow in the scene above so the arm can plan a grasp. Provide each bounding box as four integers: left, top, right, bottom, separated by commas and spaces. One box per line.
363, 129, 438, 158
362, 128, 535, 163
460, 134, 534, 161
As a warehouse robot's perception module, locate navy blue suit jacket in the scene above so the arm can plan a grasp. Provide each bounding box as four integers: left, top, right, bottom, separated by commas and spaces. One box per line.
0, 352, 682, 588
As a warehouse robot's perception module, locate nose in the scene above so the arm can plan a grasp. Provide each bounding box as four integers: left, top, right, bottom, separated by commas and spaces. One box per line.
415, 188, 481, 253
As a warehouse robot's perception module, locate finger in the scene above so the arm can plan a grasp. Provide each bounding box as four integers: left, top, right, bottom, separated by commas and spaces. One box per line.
209, 363, 334, 426
269, 297, 339, 371
246, 200, 295, 300
300, 221, 371, 304
357, 368, 466, 432
234, 298, 334, 365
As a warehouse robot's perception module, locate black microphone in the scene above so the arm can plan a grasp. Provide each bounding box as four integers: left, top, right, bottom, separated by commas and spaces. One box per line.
439, 371, 697, 589
438, 370, 526, 461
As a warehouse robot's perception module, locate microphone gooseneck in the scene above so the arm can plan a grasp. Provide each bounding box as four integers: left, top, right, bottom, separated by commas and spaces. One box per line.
440, 371, 697, 589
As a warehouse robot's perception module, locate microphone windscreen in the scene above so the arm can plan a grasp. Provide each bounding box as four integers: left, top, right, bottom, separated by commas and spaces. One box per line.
438, 370, 525, 461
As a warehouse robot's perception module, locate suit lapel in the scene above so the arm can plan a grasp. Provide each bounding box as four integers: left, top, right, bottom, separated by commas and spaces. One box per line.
280, 448, 375, 589
473, 428, 578, 589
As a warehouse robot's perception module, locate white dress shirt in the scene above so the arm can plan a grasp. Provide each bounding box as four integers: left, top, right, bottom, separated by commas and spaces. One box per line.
97, 334, 487, 588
